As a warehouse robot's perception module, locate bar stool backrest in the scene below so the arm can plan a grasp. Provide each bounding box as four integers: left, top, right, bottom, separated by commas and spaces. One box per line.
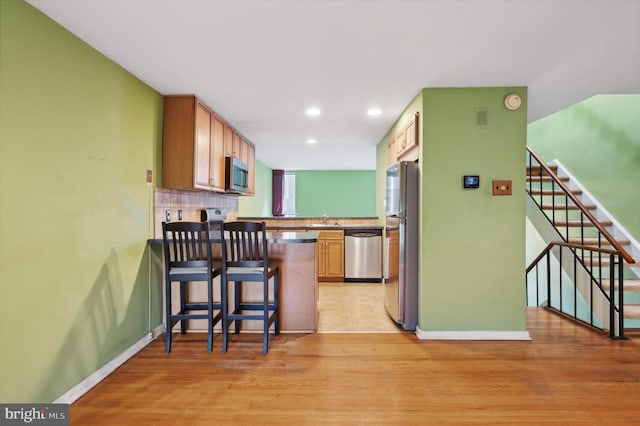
223, 221, 268, 270
163, 221, 212, 271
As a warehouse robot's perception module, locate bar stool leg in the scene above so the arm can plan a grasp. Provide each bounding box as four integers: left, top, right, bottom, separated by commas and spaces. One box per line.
165, 280, 172, 354
234, 281, 241, 335
221, 275, 228, 353
207, 279, 214, 353
274, 271, 280, 335
179, 282, 187, 335
263, 278, 269, 355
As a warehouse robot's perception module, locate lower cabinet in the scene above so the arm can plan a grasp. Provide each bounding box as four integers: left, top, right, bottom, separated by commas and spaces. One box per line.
317, 230, 344, 281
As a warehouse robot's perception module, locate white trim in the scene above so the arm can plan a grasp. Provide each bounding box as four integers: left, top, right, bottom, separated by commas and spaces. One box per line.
416, 327, 531, 340
53, 324, 165, 404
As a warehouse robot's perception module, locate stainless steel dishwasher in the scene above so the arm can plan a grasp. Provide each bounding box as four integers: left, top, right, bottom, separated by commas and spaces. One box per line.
344, 228, 382, 282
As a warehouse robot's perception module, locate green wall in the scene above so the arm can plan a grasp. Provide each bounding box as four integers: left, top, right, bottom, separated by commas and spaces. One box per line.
0, 0, 163, 402
238, 159, 272, 217
238, 165, 376, 218
528, 94, 640, 241
377, 87, 528, 333
421, 88, 528, 332
293, 170, 376, 217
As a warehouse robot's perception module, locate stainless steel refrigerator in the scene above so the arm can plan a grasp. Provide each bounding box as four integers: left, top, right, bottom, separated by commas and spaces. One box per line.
384, 161, 419, 331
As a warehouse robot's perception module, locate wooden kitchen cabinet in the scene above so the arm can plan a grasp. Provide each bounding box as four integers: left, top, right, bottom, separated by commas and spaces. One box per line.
194, 101, 212, 188
223, 124, 234, 158
317, 230, 344, 281
210, 114, 226, 191
246, 143, 256, 194
232, 132, 241, 159
163, 94, 256, 194
162, 95, 225, 192
239, 137, 249, 164
387, 112, 419, 166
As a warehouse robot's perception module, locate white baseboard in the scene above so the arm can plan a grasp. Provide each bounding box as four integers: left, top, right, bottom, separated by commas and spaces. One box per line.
416, 327, 531, 340
54, 324, 165, 404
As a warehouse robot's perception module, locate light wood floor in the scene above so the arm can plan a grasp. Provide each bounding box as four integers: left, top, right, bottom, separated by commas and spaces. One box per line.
318, 282, 401, 333
70, 306, 640, 425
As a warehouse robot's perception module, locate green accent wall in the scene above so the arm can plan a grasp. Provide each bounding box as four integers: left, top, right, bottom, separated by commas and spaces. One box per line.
238, 165, 376, 218
238, 159, 272, 217
528, 94, 640, 241
377, 87, 528, 333
0, 0, 163, 402
293, 170, 376, 217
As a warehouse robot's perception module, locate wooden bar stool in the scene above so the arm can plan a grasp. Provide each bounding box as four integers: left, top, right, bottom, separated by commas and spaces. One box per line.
220, 221, 279, 354
162, 221, 224, 353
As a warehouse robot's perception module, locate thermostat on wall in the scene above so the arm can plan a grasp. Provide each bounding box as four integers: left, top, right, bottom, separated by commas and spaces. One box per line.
463, 175, 480, 189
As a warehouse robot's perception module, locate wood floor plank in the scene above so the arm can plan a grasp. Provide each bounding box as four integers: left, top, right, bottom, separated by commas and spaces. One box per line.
70, 309, 640, 425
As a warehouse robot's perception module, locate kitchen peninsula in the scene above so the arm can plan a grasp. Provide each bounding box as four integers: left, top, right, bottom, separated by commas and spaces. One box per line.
151, 230, 319, 333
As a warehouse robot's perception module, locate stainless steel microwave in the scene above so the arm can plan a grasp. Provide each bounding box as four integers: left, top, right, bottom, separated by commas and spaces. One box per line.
225, 156, 249, 193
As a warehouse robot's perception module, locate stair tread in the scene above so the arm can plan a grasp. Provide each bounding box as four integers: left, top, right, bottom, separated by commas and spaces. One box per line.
601, 279, 640, 291
568, 237, 631, 245
530, 189, 583, 195
582, 258, 639, 267
526, 176, 569, 182
526, 165, 559, 174
553, 219, 613, 227
541, 204, 596, 210
623, 305, 640, 320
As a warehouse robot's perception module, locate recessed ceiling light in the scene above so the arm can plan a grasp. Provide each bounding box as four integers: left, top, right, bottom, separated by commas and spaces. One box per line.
306, 107, 322, 117
367, 107, 382, 117
307, 138, 317, 145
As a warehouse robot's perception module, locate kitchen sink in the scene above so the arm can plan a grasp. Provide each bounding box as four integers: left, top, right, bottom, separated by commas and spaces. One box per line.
306, 223, 340, 228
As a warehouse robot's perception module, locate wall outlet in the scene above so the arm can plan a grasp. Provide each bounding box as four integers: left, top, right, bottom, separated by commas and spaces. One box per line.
146, 169, 152, 184
165, 210, 171, 222
178, 209, 183, 220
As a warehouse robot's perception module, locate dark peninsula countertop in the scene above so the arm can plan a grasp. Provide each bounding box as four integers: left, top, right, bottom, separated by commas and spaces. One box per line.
148, 231, 318, 245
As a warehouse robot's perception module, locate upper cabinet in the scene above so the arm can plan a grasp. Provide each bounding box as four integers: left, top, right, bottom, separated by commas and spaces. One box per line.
211, 114, 226, 191
162, 94, 255, 195
388, 112, 420, 166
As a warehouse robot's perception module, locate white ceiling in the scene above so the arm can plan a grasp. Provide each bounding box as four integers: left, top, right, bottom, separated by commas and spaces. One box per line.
27, 0, 640, 170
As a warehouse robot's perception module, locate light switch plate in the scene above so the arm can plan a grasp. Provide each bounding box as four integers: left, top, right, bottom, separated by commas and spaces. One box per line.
492, 180, 512, 196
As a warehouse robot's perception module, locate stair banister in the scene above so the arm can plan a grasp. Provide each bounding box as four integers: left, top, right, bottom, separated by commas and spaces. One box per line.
526, 240, 625, 339
526, 145, 635, 264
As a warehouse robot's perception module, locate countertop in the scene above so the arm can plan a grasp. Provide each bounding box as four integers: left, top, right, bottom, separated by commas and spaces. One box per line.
236, 216, 383, 231
239, 216, 378, 221
266, 224, 383, 231
148, 231, 318, 245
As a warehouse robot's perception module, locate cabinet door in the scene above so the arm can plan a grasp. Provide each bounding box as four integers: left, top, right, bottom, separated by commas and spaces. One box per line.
387, 137, 397, 166
224, 124, 233, 158
162, 95, 197, 190
247, 143, 255, 194
325, 239, 345, 277
317, 230, 344, 281
194, 102, 212, 189
232, 132, 241, 159
210, 115, 226, 191
317, 240, 327, 277
239, 137, 249, 164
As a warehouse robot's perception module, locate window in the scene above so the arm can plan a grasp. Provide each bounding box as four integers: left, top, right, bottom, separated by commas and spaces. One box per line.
282, 173, 296, 216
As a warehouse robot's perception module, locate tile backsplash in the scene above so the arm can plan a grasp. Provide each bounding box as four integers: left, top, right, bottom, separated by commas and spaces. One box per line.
154, 187, 238, 238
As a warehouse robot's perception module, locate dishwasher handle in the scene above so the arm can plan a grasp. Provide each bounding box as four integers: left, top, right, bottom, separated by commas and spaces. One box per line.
344, 228, 382, 238
347, 232, 378, 238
